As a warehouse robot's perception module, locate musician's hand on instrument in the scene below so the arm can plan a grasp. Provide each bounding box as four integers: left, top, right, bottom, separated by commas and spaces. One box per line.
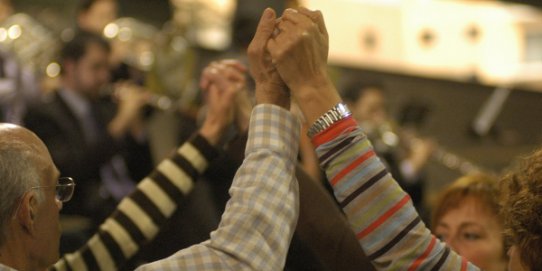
408, 138, 436, 173
108, 81, 151, 139
114, 82, 151, 116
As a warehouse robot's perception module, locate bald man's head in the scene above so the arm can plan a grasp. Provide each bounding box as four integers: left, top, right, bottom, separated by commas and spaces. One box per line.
0, 123, 53, 244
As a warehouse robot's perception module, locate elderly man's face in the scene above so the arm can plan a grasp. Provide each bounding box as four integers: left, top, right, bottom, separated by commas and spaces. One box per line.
31, 155, 62, 266
13, 126, 63, 268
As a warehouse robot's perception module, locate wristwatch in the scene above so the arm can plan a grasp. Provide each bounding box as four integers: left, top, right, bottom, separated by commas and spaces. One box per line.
307, 103, 352, 138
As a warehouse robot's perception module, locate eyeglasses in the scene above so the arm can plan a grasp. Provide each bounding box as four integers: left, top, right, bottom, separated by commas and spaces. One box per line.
11, 177, 76, 220
31, 177, 76, 202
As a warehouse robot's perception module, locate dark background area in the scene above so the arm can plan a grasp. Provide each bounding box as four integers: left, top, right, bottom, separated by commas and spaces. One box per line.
12, 0, 542, 203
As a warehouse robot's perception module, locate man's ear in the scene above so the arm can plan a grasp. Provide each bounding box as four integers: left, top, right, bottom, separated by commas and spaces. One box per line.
16, 192, 38, 236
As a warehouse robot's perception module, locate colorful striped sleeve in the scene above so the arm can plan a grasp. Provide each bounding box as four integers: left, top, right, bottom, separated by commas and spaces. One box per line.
312, 117, 480, 271
50, 133, 219, 271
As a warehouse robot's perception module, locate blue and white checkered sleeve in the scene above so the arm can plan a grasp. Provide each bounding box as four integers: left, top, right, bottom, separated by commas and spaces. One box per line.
137, 104, 300, 271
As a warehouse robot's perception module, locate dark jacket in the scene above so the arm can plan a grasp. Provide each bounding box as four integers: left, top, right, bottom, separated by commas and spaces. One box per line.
23, 91, 153, 221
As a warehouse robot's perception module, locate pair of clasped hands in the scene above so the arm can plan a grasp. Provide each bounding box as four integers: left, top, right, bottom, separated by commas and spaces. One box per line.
199, 7, 344, 144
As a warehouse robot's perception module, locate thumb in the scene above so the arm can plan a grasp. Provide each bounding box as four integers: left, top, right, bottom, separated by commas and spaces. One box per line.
250, 8, 276, 49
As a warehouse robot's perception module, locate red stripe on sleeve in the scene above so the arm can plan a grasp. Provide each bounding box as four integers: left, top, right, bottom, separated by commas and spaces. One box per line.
356, 194, 411, 239
461, 256, 468, 271
330, 150, 375, 186
407, 236, 437, 271
311, 117, 356, 147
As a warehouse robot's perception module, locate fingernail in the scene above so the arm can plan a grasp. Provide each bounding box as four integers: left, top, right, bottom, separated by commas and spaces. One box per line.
286, 8, 298, 13
264, 8, 273, 19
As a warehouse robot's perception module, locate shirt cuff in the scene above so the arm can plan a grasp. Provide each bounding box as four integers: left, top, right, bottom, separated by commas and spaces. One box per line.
311, 116, 357, 147
190, 133, 221, 163
247, 104, 300, 162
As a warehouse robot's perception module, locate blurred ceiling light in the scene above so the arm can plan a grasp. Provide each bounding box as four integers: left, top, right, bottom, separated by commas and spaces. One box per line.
7, 24, 21, 40
0, 28, 7, 42
215, 0, 231, 9
139, 51, 154, 68
171, 36, 187, 52
46, 62, 61, 78
118, 26, 132, 41
103, 23, 119, 39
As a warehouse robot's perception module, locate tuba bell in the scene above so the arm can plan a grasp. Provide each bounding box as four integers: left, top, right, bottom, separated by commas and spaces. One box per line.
0, 13, 58, 76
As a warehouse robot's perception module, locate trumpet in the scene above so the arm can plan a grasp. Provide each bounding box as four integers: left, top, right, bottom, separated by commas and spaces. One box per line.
103, 82, 182, 113
101, 17, 200, 116
369, 120, 492, 176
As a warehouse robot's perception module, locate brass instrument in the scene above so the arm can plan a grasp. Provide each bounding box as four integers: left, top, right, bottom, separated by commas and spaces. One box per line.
0, 13, 58, 75
170, 0, 236, 50
101, 17, 188, 113
370, 121, 492, 176
103, 17, 158, 72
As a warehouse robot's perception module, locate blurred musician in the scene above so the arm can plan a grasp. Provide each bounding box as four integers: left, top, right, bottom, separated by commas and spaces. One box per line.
23, 32, 153, 231
0, 0, 45, 124
76, 0, 118, 35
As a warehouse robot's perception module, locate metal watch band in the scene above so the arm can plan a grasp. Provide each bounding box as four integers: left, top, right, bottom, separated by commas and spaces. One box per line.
307, 103, 352, 138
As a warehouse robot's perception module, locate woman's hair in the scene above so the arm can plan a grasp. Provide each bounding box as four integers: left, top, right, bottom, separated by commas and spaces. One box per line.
500, 148, 542, 270
431, 173, 502, 230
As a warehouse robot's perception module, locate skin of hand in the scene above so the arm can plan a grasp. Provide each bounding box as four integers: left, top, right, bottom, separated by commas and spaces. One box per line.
407, 137, 436, 174
199, 60, 247, 146
267, 7, 341, 125
233, 86, 253, 133
108, 81, 151, 139
247, 8, 290, 109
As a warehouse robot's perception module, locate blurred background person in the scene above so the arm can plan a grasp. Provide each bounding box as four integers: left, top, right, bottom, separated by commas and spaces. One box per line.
76, 0, 118, 34
23, 32, 153, 252
431, 173, 508, 271
342, 81, 435, 212
0, 0, 49, 124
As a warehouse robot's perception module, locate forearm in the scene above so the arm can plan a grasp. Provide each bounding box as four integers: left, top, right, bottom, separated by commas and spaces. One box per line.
210, 105, 299, 270
294, 78, 341, 126
51, 133, 219, 271
313, 117, 478, 270
137, 104, 300, 271
107, 110, 138, 140
203, 104, 300, 270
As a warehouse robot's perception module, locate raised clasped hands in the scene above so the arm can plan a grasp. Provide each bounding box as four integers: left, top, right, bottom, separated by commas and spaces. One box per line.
249, 7, 342, 125
267, 8, 329, 94
247, 8, 290, 109
199, 59, 247, 145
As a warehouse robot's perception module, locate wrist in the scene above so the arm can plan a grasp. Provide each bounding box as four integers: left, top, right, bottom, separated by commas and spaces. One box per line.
108, 109, 139, 139
200, 117, 227, 146
293, 79, 342, 125
254, 83, 290, 109
307, 102, 351, 138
